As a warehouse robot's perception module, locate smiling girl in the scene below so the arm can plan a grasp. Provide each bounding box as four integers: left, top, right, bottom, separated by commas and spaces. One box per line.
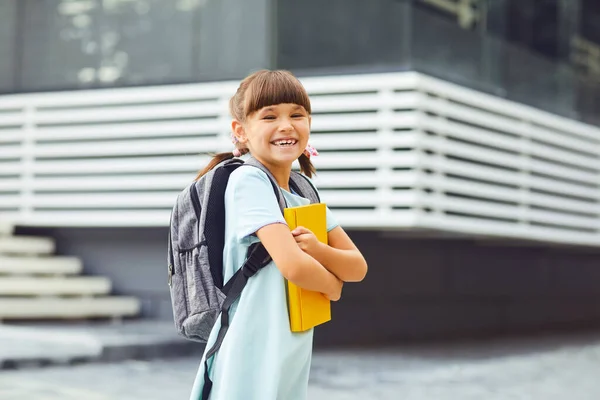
189, 70, 367, 400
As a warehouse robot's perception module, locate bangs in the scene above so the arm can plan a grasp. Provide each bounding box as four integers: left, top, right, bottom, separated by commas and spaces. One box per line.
244, 71, 312, 117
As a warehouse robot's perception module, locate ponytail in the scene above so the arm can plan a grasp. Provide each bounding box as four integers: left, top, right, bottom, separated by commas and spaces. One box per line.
298, 153, 316, 179
195, 152, 235, 180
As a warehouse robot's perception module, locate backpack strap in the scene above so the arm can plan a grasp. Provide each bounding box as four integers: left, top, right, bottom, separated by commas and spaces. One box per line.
201, 242, 269, 400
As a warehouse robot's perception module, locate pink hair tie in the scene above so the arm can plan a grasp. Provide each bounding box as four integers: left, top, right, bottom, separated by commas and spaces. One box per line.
303, 143, 319, 158
232, 148, 242, 157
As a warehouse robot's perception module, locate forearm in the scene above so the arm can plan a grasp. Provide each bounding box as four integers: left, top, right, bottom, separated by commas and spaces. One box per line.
286, 252, 340, 296
310, 244, 367, 282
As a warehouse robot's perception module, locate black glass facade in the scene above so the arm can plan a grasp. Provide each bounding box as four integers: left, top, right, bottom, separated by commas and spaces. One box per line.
0, 0, 598, 125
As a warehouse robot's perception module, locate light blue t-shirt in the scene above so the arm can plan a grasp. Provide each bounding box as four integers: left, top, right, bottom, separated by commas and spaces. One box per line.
189, 166, 339, 400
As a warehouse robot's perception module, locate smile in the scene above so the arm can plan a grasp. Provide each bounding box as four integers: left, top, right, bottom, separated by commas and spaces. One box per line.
271, 139, 298, 147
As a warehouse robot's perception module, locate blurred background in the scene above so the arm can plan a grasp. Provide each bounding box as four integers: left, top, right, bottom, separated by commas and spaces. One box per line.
1, 0, 600, 398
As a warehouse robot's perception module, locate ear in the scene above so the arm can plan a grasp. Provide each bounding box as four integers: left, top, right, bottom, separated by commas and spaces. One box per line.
231, 119, 248, 144
308, 115, 312, 129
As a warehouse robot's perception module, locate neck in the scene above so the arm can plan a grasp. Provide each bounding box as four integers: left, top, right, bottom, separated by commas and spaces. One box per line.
253, 156, 292, 191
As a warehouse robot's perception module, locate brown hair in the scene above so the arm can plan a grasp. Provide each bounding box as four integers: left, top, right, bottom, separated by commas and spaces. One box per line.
196, 70, 315, 179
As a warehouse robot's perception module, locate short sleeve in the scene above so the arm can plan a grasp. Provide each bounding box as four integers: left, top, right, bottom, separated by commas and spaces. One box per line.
325, 206, 339, 232
303, 175, 340, 233
225, 167, 287, 241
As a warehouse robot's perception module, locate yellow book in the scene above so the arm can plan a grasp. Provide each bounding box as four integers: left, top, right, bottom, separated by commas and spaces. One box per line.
283, 203, 331, 332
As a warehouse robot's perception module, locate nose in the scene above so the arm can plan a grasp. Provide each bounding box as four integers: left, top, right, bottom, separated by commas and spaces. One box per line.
278, 118, 293, 132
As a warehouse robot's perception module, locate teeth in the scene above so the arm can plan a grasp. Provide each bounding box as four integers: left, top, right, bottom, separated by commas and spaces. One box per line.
273, 139, 296, 146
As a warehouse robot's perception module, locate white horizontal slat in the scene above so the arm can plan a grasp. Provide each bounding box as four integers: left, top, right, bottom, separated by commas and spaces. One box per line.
312, 170, 417, 188
0, 236, 55, 255
33, 120, 222, 141
312, 152, 419, 170
0, 221, 14, 236
0, 297, 141, 319
0, 146, 24, 159
0, 178, 22, 192
34, 137, 221, 158
0, 276, 111, 296
0, 114, 26, 127
320, 191, 417, 207
33, 193, 178, 208
417, 214, 600, 247
0, 131, 23, 143
312, 113, 419, 131
32, 174, 194, 191
311, 92, 420, 112
0, 255, 82, 275
312, 132, 418, 150
32, 155, 207, 175
0, 195, 22, 208
35, 102, 222, 125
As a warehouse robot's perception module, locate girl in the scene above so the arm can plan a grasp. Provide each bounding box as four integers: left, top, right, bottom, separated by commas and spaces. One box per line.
190, 69, 368, 400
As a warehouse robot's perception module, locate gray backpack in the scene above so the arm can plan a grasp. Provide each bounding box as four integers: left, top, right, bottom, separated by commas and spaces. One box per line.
167, 156, 319, 340
168, 156, 320, 399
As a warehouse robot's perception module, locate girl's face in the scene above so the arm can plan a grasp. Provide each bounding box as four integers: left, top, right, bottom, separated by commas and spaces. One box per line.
233, 103, 311, 170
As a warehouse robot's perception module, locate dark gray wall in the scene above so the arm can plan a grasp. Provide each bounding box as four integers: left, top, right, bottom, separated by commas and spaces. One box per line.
0, 0, 18, 93
16, 226, 600, 347
1, 0, 272, 92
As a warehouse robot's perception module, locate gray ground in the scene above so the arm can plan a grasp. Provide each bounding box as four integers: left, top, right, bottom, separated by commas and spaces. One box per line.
1, 331, 600, 399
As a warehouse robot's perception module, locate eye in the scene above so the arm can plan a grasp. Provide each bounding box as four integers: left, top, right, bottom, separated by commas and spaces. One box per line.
291, 113, 304, 118
262, 115, 276, 120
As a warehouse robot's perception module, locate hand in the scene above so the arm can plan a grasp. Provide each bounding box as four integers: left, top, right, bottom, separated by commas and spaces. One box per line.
324, 276, 343, 302
291, 226, 323, 257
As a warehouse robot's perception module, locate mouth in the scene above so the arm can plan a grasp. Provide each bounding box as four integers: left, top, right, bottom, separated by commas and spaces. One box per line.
270, 138, 298, 147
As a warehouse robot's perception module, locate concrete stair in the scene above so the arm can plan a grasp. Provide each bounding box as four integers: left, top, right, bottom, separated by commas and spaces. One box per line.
0, 221, 141, 321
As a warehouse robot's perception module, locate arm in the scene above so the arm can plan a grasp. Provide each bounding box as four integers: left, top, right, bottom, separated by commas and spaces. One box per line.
292, 225, 367, 282
256, 223, 343, 301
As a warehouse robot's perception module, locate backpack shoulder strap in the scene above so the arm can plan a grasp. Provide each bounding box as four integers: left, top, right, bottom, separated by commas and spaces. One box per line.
289, 171, 320, 204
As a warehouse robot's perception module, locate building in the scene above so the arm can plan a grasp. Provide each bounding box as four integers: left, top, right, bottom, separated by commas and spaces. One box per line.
1, 0, 600, 346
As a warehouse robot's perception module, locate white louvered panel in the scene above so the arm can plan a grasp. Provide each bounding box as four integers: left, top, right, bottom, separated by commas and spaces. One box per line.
2, 71, 600, 246
420, 74, 600, 141
426, 157, 598, 201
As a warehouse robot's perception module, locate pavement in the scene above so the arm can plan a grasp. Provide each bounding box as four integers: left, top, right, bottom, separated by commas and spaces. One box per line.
0, 320, 204, 368
1, 328, 600, 399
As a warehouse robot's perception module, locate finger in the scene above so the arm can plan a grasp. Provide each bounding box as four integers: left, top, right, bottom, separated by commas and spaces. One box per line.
291, 226, 311, 236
